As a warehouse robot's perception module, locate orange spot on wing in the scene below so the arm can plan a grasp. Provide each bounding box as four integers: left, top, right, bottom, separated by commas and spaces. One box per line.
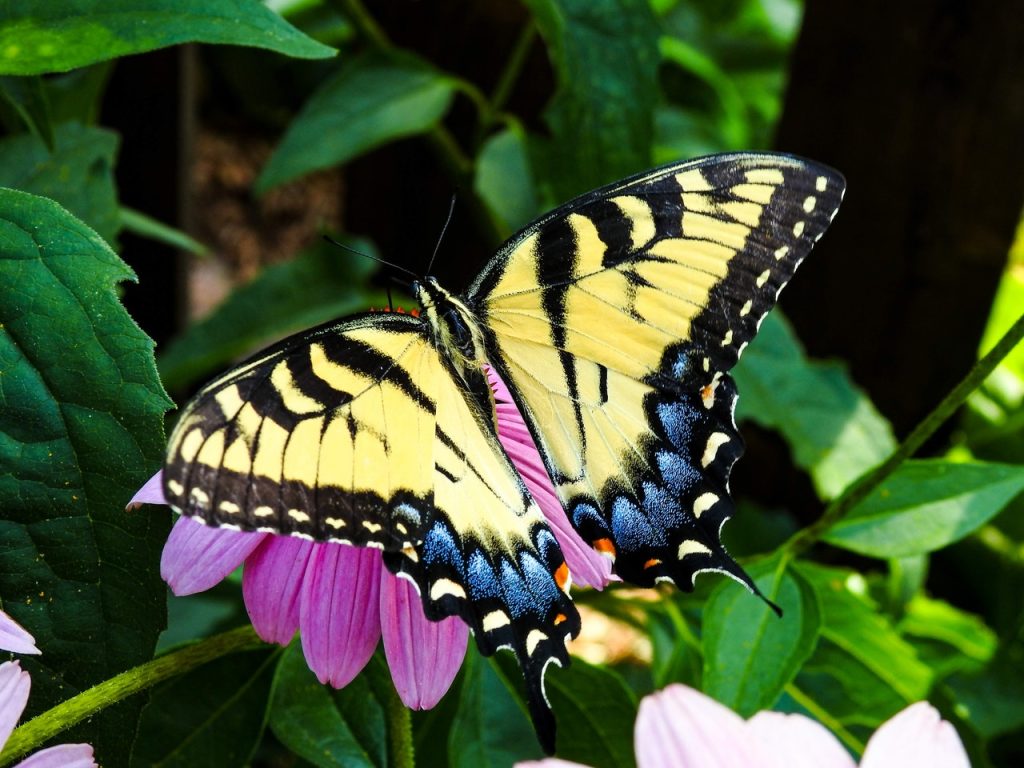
554, 562, 571, 591
643, 558, 662, 570
593, 538, 617, 558
554, 613, 567, 625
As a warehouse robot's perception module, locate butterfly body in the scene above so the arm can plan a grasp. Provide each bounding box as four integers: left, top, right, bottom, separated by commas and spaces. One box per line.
163, 152, 845, 752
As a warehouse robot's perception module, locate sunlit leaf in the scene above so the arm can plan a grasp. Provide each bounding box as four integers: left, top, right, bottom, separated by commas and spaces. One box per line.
735, 312, 897, 499
0, 0, 335, 75
824, 460, 1024, 558
257, 51, 457, 193
703, 554, 821, 715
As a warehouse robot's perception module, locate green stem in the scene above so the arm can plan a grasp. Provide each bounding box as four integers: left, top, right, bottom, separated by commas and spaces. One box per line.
386, 683, 415, 768
490, 25, 537, 116
786, 310, 1024, 556
0, 626, 265, 766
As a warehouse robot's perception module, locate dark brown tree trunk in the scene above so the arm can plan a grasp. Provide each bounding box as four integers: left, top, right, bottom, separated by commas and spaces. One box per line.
773, 0, 1024, 436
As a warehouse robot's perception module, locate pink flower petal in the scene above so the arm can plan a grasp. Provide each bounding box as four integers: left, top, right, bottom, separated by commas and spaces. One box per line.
243, 536, 315, 646
485, 365, 613, 589
634, 684, 766, 768
0, 612, 39, 656
515, 760, 593, 768
860, 702, 970, 768
380, 569, 468, 709
15, 743, 96, 768
0, 661, 30, 749
127, 470, 168, 508
747, 711, 856, 768
299, 543, 382, 688
161, 516, 267, 596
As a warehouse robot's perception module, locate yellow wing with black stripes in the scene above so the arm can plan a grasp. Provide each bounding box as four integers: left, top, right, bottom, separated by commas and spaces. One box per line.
163, 311, 578, 749
467, 152, 845, 592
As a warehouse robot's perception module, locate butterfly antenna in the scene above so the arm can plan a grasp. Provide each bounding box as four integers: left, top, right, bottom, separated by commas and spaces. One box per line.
322, 234, 418, 280
425, 194, 457, 276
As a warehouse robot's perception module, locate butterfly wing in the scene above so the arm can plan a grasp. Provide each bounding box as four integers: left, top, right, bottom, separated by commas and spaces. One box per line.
467, 152, 845, 590
163, 311, 577, 748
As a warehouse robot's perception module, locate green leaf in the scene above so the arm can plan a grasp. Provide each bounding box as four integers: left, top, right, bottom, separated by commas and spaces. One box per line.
547, 659, 638, 768
474, 125, 539, 237
945, 654, 1024, 740
523, 0, 659, 201
131, 647, 278, 767
0, 75, 53, 148
157, 239, 388, 392
702, 555, 821, 715
735, 312, 897, 499
795, 563, 931, 728
268, 642, 390, 768
257, 51, 457, 193
823, 460, 1024, 558
0, 188, 172, 764
449, 652, 542, 767
899, 595, 996, 678
0, 0, 335, 76
0, 121, 119, 244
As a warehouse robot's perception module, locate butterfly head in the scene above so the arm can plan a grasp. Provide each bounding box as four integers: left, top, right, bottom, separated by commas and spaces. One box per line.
414, 276, 488, 378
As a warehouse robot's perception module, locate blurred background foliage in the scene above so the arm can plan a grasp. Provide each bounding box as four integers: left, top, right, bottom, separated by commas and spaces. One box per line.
1, 0, 1023, 766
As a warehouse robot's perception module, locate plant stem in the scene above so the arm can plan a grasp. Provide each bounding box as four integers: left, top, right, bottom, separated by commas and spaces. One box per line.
786, 310, 1024, 556
386, 683, 415, 768
0, 626, 265, 766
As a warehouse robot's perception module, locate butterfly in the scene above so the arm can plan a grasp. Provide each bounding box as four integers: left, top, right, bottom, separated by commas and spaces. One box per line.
162, 152, 844, 751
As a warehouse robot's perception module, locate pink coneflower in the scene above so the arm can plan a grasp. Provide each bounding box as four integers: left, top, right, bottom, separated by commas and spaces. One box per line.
132, 365, 611, 708
0, 661, 96, 768
0, 612, 38, 657
517, 683, 970, 768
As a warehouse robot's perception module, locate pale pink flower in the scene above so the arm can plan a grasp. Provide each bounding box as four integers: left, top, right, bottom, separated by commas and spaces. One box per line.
518, 684, 970, 768
133, 364, 609, 709
0, 661, 95, 768
0, 612, 38, 656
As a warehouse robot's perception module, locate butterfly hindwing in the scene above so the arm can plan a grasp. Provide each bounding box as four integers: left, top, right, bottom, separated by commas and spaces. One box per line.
163, 311, 577, 749
469, 153, 845, 589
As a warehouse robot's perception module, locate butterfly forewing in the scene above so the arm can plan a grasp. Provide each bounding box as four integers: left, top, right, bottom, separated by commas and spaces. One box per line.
469, 153, 845, 589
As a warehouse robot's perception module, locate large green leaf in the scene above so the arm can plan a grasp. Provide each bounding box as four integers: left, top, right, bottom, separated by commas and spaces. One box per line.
823, 460, 1024, 558
257, 51, 457, 193
0, 0, 335, 76
0, 189, 172, 764
734, 312, 897, 499
449, 652, 542, 767
546, 658, 637, 768
474, 125, 539, 238
523, 0, 659, 201
157, 239, 387, 393
702, 555, 821, 715
0, 121, 119, 244
131, 647, 278, 767
794, 564, 932, 730
899, 595, 996, 679
268, 643, 389, 768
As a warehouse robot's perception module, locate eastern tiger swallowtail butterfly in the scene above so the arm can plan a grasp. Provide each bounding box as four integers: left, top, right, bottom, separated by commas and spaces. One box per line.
163, 152, 844, 751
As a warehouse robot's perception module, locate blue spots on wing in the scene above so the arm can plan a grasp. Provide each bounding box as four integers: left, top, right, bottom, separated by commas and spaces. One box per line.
499, 560, 532, 618
657, 398, 701, 451
467, 550, 502, 601
641, 480, 687, 530
571, 501, 605, 533
422, 521, 462, 570
611, 495, 666, 549
520, 552, 561, 607
656, 450, 700, 495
